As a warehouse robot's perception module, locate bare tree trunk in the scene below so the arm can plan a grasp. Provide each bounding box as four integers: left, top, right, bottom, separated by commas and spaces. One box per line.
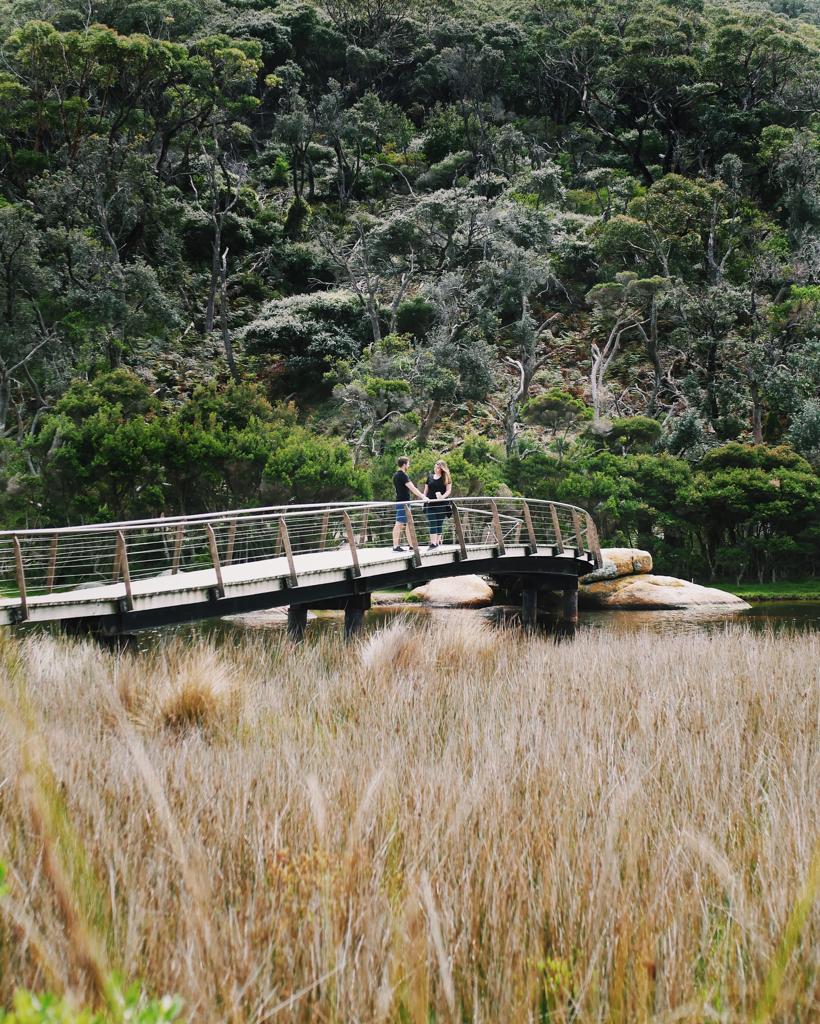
590, 323, 627, 425
220, 248, 240, 383
366, 299, 382, 344
644, 299, 663, 416
504, 393, 519, 455
0, 372, 9, 435
417, 398, 441, 446
205, 220, 221, 335
750, 380, 763, 444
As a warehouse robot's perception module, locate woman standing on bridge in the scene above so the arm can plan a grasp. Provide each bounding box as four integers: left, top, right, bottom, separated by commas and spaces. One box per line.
424, 460, 452, 549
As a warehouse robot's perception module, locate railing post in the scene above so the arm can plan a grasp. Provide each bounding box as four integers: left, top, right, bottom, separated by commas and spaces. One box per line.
522, 502, 538, 555
46, 534, 59, 592
116, 531, 133, 610
13, 536, 28, 622
171, 522, 185, 574
342, 511, 361, 578
450, 503, 468, 560
225, 519, 237, 566
278, 516, 298, 587
585, 513, 603, 567
112, 534, 121, 583
319, 510, 330, 551
404, 504, 422, 567
206, 524, 225, 598
549, 503, 564, 554
358, 508, 369, 546
490, 500, 506, 556
571, 509, 585, 555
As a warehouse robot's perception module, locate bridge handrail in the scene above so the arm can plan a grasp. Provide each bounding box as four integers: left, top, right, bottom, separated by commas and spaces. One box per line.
0, 497, 603, 614
0, 496, 593, 537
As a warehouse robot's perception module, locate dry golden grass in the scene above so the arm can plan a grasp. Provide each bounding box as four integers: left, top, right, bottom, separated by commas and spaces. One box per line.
0, 618, 817, 1023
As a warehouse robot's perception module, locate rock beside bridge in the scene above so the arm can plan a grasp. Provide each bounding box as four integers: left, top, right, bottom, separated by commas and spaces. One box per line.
582, 546, 653, 584
410, 575, 494, 607
579, 574, 750, 610
226, 607, 315, 627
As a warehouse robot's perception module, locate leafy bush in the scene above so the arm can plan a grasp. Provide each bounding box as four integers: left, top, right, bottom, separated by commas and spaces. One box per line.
263, 432, 372, 503
0, 987, 181, 1024
7, 374, 368, 524
239, 290, 371, 392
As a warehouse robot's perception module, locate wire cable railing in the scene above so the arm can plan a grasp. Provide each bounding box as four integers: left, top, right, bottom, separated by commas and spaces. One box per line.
0, 497, 602, 621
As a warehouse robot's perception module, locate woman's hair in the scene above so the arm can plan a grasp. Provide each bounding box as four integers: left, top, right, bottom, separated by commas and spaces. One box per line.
434, 460, 451, 487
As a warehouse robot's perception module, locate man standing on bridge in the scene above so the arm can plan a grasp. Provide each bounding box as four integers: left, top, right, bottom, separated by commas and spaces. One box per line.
393, 456, 427, 551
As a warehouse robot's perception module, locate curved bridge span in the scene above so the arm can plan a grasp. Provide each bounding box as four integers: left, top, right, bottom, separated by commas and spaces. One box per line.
0, 498, 602, 637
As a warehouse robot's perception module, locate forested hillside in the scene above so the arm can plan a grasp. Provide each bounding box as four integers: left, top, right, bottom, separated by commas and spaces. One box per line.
0, 0, 818, 580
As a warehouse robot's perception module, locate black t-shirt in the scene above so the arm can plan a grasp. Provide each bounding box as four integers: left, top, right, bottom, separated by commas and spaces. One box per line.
427, 473, 447, 500
393, 469, 411, 502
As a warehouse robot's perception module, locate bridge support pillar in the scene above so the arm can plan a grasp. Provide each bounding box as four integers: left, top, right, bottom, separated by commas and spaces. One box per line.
521, 588, 538, 632
344, 593, 370, 640
560, 586, 578, 638
287, 604, 308, 642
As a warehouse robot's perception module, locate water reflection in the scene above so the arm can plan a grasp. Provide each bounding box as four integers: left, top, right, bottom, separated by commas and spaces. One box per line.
131, 599, 820, 651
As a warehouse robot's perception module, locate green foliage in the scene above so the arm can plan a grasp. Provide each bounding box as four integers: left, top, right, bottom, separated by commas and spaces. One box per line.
369, 435, 507, 500
263, 432, 372, 503
0, 986, 181, 1024
507, 440, 820, 580
599, 416, 663, 454
681, 444, 820, 580
240, 290, 371, 392
6, 373, 370, 523
788, 399, 820, 466
0, 0, 817, 583
523, 390, 591, 430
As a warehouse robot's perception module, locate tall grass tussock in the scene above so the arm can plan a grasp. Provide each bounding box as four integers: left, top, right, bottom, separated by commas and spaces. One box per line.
0, 618, 817, 1022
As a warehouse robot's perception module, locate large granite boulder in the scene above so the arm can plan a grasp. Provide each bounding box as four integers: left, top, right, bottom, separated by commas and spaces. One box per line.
579, 574, 750, 610
409, 575, 494, 607
582, 547, 653, 584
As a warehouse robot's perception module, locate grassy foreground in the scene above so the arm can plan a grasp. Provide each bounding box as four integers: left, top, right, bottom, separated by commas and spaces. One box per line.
0, 622, 818, 1023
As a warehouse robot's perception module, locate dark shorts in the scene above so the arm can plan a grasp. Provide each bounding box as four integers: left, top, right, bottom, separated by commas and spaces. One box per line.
395, 502, 408, 524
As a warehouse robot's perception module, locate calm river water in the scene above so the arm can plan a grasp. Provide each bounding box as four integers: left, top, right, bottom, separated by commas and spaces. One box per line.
145, 599, 820, 649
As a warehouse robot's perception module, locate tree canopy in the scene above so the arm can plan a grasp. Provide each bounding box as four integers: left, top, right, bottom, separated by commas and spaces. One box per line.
0, 0, 817, 580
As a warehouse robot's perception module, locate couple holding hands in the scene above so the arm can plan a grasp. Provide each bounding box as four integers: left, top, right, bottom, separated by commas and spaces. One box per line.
392, 456, 452, 552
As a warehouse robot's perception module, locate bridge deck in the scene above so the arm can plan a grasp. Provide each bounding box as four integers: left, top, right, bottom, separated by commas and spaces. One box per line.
0, 542, 588, 627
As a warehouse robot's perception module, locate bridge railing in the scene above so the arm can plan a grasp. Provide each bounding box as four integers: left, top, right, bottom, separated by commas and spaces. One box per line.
0, 498, 601, 613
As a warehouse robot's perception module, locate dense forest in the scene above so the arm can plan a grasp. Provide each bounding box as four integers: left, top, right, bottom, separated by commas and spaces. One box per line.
0, 0, 818, 581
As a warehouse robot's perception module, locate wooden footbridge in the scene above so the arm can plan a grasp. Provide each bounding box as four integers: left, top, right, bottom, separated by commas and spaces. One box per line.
0, 498, 602, 638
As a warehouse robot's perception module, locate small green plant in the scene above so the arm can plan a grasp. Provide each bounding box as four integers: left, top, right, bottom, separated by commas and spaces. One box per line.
0, 985, 182, 1024
535, 955, 573, 1019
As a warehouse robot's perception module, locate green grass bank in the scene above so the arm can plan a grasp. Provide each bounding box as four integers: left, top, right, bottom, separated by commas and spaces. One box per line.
709, 581, 820, 602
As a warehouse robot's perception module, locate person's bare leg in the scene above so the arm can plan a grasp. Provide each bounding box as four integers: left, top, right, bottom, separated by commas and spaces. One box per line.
393, 522, 405, 547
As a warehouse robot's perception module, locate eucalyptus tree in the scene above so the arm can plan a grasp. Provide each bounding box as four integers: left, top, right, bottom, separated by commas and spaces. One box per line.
314, 82, 412, 205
